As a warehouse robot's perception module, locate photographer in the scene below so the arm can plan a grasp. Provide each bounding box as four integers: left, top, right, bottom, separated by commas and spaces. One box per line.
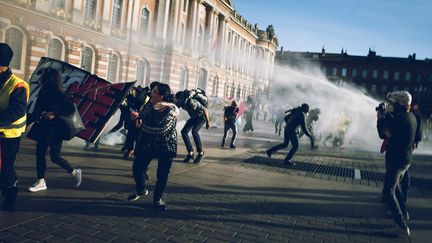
376, 91, 417, 235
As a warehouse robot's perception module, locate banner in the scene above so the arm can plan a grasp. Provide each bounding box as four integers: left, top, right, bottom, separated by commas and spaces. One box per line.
28, 57, 135, 143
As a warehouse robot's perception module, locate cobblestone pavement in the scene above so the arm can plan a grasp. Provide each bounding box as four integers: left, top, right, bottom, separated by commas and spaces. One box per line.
1, 120, 431, 242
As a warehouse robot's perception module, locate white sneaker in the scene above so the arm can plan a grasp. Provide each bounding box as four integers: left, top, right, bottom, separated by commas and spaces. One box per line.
29, 179, 47, 192
72, 169, 82, 188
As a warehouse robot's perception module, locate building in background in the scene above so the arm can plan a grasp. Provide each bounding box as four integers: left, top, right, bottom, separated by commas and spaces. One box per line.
0, 0, 278, 100
276, 47, 432, 116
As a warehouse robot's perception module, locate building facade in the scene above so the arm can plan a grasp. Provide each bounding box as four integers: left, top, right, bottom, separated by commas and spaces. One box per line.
276, 48, 432, 115
0, 0, 278, 100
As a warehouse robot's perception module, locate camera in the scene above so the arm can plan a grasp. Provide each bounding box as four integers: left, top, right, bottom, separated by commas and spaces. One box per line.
375, 102, 386, 113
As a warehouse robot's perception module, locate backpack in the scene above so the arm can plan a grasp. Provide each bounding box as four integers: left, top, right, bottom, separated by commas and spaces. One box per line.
184, 88, 208, 108
284, 107, 300, 123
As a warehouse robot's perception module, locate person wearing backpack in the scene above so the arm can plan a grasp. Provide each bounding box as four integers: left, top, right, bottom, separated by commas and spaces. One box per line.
175, 89, 211, 164
266, 103, 314, 166
221, 100, 239, 149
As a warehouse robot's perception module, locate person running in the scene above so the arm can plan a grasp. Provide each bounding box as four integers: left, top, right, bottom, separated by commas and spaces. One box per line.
266, 103, 314, 166
27, 68, 82, 192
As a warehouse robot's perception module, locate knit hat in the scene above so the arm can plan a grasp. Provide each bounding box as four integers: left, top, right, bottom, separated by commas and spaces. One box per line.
0, 43, 14, 67
387, 91, 412, 106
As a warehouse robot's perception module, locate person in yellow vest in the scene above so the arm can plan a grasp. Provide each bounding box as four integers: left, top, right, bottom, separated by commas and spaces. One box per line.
0, 43, 29, 211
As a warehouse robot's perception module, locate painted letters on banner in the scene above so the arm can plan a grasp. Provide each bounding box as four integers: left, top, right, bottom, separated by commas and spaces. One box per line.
28, 57, 135, 143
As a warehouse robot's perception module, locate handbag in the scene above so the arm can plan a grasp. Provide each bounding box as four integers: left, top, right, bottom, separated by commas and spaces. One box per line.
26, 121, 44, 141
58, 104, 86, 140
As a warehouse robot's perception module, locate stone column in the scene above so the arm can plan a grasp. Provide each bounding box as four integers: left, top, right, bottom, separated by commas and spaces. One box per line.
171, 0, 181, 44
95, 0, 104, 31
155, 0, 172, 45
120, 0, 128, 34
187, 0, 198, 50
65, 0, 74, 21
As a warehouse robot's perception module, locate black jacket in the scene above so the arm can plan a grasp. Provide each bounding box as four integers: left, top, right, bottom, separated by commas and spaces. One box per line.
136, 102, 178, 158
285, 110, 312, 137
377, 111, 417, 167
27, 87, 75, 143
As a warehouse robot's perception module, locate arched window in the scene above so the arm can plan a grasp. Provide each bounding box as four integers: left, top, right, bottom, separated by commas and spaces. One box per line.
136, 59, 151, 86
81, 46, 94, 72
179, 66, 188, 90
112, 0, 123, 29
107, 53, 120, 82
140, 8, 150, 38
84, 0, 97, 22
47, 38, 64, 60
197, 68, 207, 91
5, 28, 24, 70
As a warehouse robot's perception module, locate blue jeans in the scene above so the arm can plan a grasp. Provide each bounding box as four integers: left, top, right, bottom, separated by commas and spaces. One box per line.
222, 122, 237, 147
382, 163, 410, 227
268, 130, 299, 161
181, 117, 205, 153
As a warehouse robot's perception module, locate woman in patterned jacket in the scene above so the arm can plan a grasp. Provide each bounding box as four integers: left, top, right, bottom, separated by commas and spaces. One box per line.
127, 82, 179, 211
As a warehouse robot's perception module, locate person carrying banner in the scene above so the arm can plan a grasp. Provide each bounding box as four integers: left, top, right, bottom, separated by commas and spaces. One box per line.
175, 89, 211, 164
0, 43, 30, 210
127, 83, 178, 211
26, 68, 82, 192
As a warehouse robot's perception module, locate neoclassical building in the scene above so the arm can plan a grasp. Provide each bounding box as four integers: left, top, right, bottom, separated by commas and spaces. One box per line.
0, 0, 278, 99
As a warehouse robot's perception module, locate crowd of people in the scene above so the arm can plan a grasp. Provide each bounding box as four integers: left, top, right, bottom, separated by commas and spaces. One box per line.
0, 42, 426, 236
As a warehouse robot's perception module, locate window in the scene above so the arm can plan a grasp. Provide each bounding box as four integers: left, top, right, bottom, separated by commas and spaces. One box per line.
81, 46, 94, 72
372, 70, 378, 79
352, 69, 357, 78
341, 68, 347, 77
362, 70, 367, 78
140, 8, 150, 37
332, 67, 337, 76
383, 70, 389, 80
84, 0, 97, 21
394, 71, 400, 80
417, 74, 422, 82
107, 53, 119, 82
322, 67, 327, 75
179, 66, 188, 90
47, 38, 64, 60
112, 0, 123, 29
136, 59, 150, 86
382, 85, 387, 93
183, 0, 188, 12
405, 72, 411, 81
371, 84, 376, 94
5, 28, 24, 70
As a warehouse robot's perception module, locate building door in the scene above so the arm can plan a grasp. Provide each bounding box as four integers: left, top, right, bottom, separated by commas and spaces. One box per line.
197, 68, 207, 91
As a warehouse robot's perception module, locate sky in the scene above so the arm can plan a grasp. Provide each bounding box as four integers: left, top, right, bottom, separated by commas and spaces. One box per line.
233, 0, 432, 59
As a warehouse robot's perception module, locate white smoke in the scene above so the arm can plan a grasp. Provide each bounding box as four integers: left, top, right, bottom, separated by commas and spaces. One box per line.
271, 63, 382, 151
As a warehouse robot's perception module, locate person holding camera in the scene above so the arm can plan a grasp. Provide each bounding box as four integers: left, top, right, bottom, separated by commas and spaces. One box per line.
376, 91, 417, 236
266, 103, 315, 166
127, 83, 178, 211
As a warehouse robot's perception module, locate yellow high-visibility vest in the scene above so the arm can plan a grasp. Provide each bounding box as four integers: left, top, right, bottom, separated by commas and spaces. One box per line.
0, 74, 29, 138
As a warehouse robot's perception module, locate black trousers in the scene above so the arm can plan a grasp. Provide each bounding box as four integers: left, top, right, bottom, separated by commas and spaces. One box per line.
222, 122, 237, 146
133, 150, 173, 203
0, 137, 20, 190
124, 124, 139, 151
268, 130, 299, 161
36, 138, 74, 179
181, 117, 205, 153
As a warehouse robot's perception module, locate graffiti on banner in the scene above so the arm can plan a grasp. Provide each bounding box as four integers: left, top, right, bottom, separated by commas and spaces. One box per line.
28, 57, 135, 143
